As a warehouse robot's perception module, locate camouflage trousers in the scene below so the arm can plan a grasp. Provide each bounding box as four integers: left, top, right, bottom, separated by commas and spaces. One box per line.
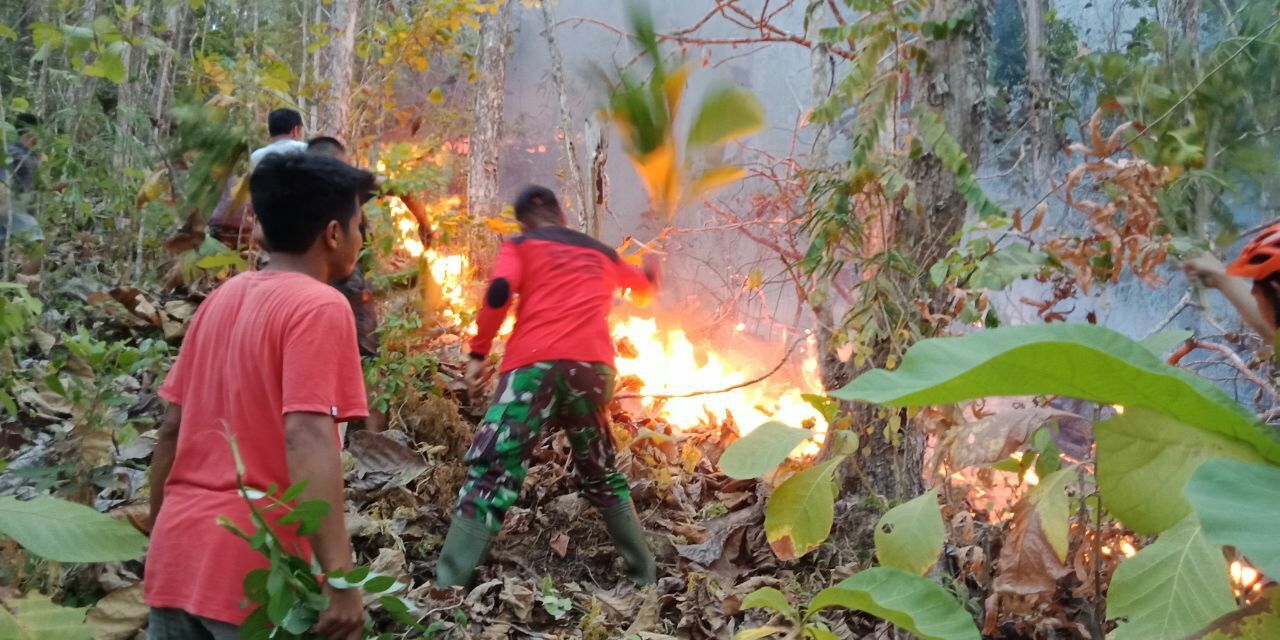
455, 361, 632, 532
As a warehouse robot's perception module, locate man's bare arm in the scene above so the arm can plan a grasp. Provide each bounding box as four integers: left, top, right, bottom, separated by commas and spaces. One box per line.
284, 412, 363, 639
147, 404, 182, 529
283, 412, 353, 573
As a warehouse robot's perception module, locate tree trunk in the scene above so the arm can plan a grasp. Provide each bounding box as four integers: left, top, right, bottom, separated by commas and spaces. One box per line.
469, 3, 510, 220
540, 0, 587, 230
848, 0, 988, 502
468, 1, 511, 275
314, 0, 359, 138
1022, 0, 1056, 180
584, 115, 608, 239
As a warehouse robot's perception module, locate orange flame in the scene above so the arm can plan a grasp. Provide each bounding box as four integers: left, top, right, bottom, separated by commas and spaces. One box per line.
611, 316, 827, 453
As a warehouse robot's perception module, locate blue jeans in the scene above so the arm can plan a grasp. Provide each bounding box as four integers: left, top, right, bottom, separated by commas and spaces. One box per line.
147, 608, 238, 640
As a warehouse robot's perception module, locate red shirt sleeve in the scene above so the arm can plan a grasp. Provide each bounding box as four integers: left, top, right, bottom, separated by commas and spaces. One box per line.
613, 258, 656, 296
469, 240, 522, 357
281, 299, 368, 421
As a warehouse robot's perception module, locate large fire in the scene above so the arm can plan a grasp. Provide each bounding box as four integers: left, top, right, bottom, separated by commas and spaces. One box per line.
384, 196, 827, 452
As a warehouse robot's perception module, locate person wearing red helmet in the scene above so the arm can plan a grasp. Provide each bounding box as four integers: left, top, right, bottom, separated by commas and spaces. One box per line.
1184, 222, 1280, 339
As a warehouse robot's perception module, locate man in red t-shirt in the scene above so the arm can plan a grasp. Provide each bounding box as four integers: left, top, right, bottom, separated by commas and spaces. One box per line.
144, 153, 372, 640
435, 186, 659, 589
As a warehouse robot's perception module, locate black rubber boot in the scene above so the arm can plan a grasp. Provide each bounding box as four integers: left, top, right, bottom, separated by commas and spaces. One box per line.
601, 502, 658, 586
434, 517, 495, 590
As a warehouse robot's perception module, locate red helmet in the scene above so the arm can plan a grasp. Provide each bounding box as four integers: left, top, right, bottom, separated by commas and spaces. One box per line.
1227, 222, 1280, 279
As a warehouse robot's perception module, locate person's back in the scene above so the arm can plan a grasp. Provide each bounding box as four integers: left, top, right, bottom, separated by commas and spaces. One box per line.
145, 152, 373, 640
498, 226, 645, 370
146, 272, 359, 621
249, 108, 307, 170
470, 194, 655, 373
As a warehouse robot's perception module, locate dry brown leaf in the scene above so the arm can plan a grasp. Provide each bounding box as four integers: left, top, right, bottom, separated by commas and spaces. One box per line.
87, 583, 148, 640
498, 576, 535, 622
993, 494, 1071, 598
348, 431, 428, 480
549, 531, 570, 558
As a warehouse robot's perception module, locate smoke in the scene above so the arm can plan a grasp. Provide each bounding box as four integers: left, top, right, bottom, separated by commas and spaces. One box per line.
500, 1, 819, 344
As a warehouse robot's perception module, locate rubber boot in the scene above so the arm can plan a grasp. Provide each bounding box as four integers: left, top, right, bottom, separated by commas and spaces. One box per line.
601, 502, 658, 586
434, 517, 494, 590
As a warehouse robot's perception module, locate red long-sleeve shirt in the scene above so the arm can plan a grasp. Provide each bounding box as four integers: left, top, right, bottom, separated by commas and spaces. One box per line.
470, 226, 656, 372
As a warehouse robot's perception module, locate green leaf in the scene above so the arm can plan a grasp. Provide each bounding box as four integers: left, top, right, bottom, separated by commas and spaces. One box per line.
1140, 329, 1193, 357
0, 595, 90, 640
279, 499, 330, 536
195, 253, 246, 271
280, 481, 308, 503
740, 587, 798, 622
1098, 408, 1266, 534
1184, 588, 1280, 640
267, 585, 296, 626
1107, 515, 1235, 640
874, 489, 944, 576
719, 421, 813, 479
0, 496, 146, 562
808, 568, 981, 640
968, 243, 1046, 290
687, 86, 765, 148
832, 324, 1280, 465
363, 575, 396, 593
0, 23, 16, 40
1184, 459, 1280, 581
764, 458, 843, 560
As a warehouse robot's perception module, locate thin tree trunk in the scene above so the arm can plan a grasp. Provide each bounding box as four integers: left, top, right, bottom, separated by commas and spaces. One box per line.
314, 0, 358, 137
299, 0, 310, 118
1022, 0, 1056, 180
541, 0, 587, 231
468, 2, 510, 221
583, 115, 608, 239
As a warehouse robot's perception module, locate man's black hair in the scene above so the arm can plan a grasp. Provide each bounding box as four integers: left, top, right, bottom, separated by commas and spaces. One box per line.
513, 185, 563, 224
250, 152, 375, 253
267, 109, 303, 137
307, 136, 346, 157
14, 113, 39, 134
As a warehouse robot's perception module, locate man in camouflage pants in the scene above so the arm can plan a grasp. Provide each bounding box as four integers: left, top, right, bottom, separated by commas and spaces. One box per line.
439, 186, 658, 589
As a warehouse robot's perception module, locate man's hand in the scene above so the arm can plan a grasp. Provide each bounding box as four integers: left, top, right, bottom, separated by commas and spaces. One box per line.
311, 583, 364, 640
465, 358, 491, 399
1183, 252, 1228, 289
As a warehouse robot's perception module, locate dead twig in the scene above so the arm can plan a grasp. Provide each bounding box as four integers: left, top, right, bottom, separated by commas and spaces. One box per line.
614, 333, 808, 400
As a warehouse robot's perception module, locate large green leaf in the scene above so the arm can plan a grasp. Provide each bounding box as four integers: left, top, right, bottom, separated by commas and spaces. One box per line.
687, 86, 765, 148
1184, 459, 1280, 580
1096, 409, 1265, 534
808, 568, 981, 640
1184, 588, 1280, 639
0, 595, 90, 640
1107, 515, 1235, 640
874, 489, 944, 576
0, 496, 147, 562
764, 458, 842, 560
719, 421, 813, 480
832, 324, 1280, 464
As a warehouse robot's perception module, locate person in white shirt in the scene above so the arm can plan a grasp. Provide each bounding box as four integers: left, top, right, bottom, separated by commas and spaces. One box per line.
249, 109, 308, 170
